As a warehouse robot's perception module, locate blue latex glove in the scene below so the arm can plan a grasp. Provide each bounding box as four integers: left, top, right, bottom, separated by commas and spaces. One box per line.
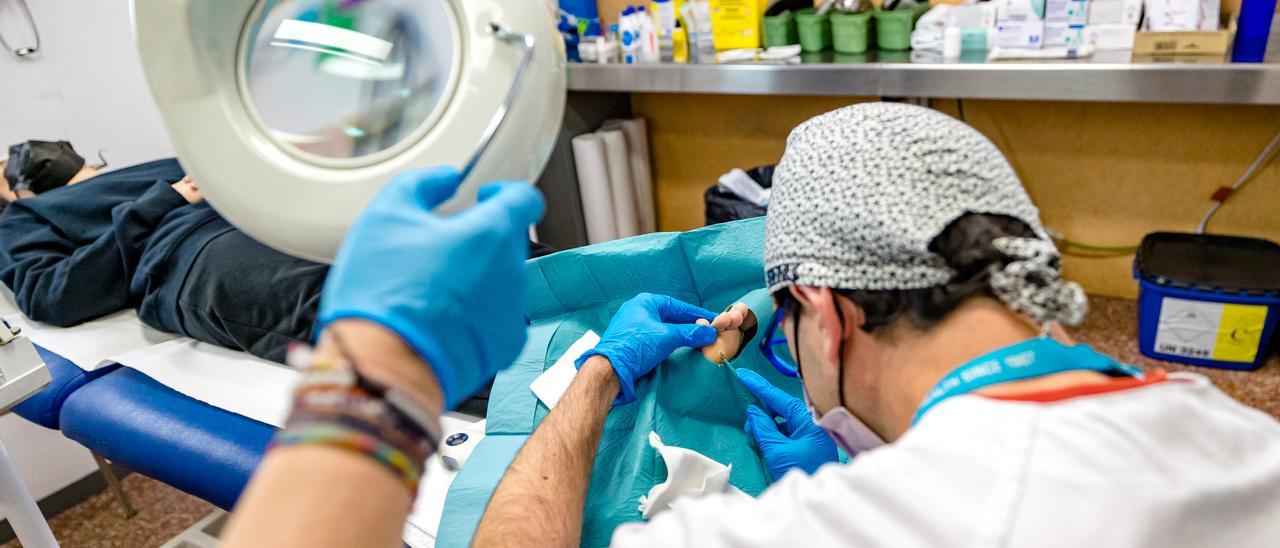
577, 293, 718, 405
737, 368, 839, 480
319, 166, 545, 409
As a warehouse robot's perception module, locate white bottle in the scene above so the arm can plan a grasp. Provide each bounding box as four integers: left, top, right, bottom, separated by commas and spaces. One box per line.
637, 6, 660, 63
653, 0, 678, 35
943, 26, 962, 58
621, 7, 639, 64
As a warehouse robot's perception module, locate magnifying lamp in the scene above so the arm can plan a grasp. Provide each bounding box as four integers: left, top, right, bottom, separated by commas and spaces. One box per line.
131, 0, 566, 261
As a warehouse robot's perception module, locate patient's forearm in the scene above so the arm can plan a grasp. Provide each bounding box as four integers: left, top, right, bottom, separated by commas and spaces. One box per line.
474, 356, 619, 547
222, 321, 443, 548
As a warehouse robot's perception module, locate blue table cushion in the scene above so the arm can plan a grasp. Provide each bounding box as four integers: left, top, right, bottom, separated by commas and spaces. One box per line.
12, 345, 118, 430
60, 368, 276, 510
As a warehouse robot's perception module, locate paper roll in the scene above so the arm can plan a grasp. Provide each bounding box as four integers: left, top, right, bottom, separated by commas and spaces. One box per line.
600, 129, 641, 238
571, 133, 619, 244
603, 118, 657, 233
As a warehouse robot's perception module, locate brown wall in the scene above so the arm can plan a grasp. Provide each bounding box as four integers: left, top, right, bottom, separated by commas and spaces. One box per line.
632, 94, 1280, 299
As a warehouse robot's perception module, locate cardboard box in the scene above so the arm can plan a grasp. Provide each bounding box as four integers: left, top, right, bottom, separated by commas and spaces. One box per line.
1045, 0, 1088, 22
1132, 23, 1233, 54
995, 19, 1046, 46
1045, 21, 1087, 46
1087, 0, 1143, 25
1085, 23, 1138, 49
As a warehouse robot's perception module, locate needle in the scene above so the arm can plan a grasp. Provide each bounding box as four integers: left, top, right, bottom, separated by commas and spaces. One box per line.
720, 353, 761, 407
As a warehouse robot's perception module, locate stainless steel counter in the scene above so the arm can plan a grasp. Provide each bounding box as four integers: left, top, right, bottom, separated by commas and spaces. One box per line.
566, 50, 1280, 105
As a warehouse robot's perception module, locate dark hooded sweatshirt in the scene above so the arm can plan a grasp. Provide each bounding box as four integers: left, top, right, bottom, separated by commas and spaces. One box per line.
0, 159, 327, 362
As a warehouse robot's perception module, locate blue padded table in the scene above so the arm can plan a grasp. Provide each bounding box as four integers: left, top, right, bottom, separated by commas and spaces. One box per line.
59, 368, 275, 510
12, 345, 118, 430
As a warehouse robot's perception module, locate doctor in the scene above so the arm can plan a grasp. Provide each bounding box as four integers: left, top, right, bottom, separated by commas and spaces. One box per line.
222, 103, 1280, 547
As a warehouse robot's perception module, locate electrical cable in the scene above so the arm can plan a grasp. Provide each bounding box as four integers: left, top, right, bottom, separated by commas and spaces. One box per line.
1046, 229, 1139, 259
956, 98, 966, 123
1197, 128, 1280, 234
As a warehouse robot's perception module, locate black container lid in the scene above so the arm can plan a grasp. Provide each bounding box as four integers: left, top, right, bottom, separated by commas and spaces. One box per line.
1136, 232, 1280, 295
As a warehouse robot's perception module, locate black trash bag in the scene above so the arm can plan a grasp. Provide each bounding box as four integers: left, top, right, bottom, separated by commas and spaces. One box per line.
705, 165, 774, 226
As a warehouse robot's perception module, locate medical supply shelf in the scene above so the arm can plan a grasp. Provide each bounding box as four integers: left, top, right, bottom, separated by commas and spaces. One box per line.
566, 52, 1280, 105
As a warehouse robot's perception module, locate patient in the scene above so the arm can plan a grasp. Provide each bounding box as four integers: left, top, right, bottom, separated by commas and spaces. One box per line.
0, 144, 326, 362
0, 141, 555, 364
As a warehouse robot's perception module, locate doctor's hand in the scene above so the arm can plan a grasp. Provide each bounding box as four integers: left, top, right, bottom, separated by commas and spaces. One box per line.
577, 293, 718, 405
319, 166, 545, 410
737, 369, 839, 480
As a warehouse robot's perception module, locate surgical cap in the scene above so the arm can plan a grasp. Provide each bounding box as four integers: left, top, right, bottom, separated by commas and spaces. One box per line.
5, 140, 86, 195
764, 102, 1086, 325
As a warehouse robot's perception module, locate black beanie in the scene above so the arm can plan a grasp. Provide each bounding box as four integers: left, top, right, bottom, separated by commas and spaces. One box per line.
5, 141, 86, 195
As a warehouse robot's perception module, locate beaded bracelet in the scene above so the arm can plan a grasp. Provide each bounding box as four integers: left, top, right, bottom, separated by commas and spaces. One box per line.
273, 339, 442, 497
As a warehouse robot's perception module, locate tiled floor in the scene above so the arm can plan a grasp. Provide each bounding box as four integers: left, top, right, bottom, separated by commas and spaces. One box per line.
2, 475, 212, 548
7, 296, 1278, 547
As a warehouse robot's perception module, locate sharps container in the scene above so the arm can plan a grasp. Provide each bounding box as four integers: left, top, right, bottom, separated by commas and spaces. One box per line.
1134, 232, 1280, 370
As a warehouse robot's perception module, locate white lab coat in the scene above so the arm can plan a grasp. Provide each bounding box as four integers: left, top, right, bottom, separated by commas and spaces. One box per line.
611, 373, 1280, 547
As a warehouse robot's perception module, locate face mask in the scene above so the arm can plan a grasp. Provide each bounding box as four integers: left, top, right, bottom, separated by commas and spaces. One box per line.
805, 392, 886, 456
790, 300, 887, 456
5, 141, 86, 195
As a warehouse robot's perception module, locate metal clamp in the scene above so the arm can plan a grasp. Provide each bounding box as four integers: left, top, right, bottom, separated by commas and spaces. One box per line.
456, 22, 537, 184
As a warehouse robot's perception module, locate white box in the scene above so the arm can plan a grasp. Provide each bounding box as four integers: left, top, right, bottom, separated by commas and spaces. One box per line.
996, 0, 1046, 22
953, 3, 992, 27
1046, 0, 1089, 23
995, 19, 1046, 47
1144, 0, 1200, 31
1045, 22, 1088, 46
1198, 0, 1219, 31
1085, 23, 1138, 49
1087, 0, 1143, 24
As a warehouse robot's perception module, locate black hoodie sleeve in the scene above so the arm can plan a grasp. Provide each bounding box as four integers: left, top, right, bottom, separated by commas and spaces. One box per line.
0, 181, 188, 326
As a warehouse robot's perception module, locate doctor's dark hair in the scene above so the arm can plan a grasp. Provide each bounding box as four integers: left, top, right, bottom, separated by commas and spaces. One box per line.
774, 212, 1038, 335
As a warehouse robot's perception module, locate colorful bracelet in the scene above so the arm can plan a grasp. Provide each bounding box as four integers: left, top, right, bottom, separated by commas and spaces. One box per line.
273, 340, 443, 497
274, 423, 424, 492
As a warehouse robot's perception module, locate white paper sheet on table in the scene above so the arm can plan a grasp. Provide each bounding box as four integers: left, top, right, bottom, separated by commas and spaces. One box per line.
110, 338, 300, 427
4, 311, 178, 371
530, 330, 600, 409
404, 413, 484, 548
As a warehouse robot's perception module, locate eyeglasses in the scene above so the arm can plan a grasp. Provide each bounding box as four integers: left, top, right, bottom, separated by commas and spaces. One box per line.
759, 304, 799, 378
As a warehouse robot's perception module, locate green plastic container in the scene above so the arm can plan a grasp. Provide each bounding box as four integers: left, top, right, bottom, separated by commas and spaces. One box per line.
795, 8, 832, 52
830, 10, 872, 54
872, 3, 929, 51
763, 11, 799, 47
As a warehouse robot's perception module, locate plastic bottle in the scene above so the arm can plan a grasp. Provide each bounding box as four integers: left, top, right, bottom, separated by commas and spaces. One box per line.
621, 7, 639, 64
672, 24, 689, 63
653, 0, 678, 35
943, 26, 962, 58
606, 23, 622, 63
637, 6, 661, 63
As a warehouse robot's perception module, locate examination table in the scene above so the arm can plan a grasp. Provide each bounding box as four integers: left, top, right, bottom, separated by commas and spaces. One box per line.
14, 344, 274, 510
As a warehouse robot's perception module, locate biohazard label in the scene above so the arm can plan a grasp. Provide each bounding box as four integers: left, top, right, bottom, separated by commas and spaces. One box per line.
1153, 298, 1269, 363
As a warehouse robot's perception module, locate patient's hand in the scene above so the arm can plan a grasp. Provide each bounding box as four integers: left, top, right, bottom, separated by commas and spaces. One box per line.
172, 177, 204, 204
698, 302, 757, 365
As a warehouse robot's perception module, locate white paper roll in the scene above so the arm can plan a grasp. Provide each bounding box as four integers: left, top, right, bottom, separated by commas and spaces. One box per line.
604, 118, 657, 233
600, 129, 641, 238
571, 134, 619, 244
